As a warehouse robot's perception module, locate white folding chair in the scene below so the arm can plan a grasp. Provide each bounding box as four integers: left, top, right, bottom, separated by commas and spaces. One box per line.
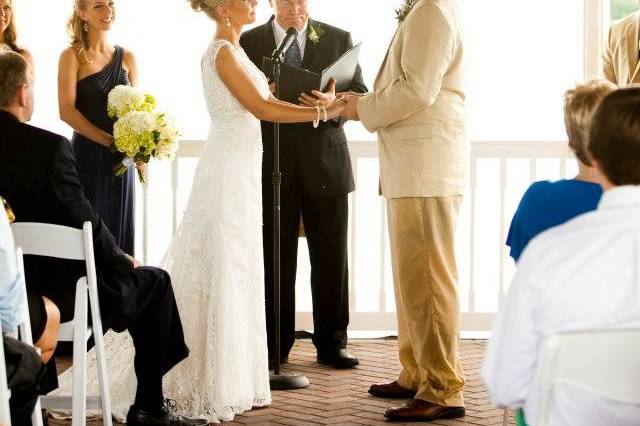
0, 316, 12, 426
12, 222, 112, 426
536, 328, 640, 426
14, 247, 44, 426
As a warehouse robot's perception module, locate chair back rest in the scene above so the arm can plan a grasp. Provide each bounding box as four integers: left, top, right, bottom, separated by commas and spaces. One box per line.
12, 222, 100, 345
537, 328, 640, 426
11, 223, 87, 261
14, 247, 35, 347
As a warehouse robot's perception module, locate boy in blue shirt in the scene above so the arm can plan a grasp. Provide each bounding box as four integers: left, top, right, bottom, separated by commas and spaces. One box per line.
507, 79, 616, 262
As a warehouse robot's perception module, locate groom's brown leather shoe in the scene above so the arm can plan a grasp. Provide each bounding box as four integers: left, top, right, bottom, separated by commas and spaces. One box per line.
368, 381, 416, 398
384, 398, 465, 422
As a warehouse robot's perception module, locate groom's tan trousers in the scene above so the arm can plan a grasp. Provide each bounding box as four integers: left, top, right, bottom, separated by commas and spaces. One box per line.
386, 196, 465, 407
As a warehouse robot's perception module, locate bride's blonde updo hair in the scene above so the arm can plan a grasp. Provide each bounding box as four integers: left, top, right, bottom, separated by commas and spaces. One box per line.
189, 0, 230, 21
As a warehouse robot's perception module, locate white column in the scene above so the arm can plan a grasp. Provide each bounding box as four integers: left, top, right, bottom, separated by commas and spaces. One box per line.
584, 0, 610, 79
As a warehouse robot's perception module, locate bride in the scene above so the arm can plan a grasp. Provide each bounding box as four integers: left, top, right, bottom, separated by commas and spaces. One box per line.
54, 0, 347, 423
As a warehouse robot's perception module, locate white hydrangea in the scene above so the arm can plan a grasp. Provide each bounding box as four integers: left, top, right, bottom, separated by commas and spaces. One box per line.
108, 86, 180, 182
108, 85, 157, 119
113, 111, 157, 159
154, 112, 180, 160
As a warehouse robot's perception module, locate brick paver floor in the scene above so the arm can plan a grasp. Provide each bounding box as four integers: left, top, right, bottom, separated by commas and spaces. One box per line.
50, 339, 514, 425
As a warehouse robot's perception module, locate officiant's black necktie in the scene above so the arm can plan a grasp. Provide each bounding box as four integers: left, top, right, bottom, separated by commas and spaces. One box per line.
285, 39, 303, 68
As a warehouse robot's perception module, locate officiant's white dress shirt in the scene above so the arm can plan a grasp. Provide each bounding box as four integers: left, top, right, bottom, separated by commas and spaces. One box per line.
483, 185, 640, 426
272, 19, 308, 60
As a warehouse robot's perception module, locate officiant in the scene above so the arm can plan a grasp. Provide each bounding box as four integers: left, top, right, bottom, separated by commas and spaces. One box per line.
240, 0, 367, 369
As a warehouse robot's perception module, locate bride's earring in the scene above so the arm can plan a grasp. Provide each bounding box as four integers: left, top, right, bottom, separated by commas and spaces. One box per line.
83, 21, 89, 32
226, 16, 231, 27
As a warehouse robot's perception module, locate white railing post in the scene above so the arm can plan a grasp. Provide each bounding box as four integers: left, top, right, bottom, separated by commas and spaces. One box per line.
171, 154, 179, 236
468, 151, 477, 314
142, 177, 150, 265
379, 198, 387, 314
498, 157, 507, 302
584, 0, 608, 79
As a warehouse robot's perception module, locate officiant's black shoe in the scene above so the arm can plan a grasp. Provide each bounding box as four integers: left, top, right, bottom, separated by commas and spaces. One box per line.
317, 348, 359, 369
127, 399, 208, 425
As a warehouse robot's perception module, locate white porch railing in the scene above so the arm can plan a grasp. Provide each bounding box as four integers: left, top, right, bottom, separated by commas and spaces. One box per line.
136, 140, 576, 333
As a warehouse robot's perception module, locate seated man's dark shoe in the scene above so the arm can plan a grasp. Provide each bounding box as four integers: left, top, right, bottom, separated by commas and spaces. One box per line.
384, 398, 465, 422
127, 400, 208, 425
368, 381, 416, 399
317, 348, 359, 369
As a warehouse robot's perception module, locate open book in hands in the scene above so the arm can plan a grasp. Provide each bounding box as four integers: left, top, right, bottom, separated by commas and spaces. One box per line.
262, 43, 362, 104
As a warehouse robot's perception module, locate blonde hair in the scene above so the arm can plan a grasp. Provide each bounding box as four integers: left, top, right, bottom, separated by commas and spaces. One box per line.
67, 0, 91, 64
189, 0, 230, 21
2, 0, 19, 52
564, 79, 617, 166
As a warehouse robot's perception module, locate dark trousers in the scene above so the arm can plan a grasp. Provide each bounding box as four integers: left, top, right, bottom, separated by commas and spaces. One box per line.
4, 335, 47, 425
263, 184, 350, 359
127, 267, 189, 410
44, 266, 188, 411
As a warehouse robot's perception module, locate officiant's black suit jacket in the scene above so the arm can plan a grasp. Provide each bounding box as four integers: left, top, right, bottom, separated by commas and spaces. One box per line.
240, 17, 368, 201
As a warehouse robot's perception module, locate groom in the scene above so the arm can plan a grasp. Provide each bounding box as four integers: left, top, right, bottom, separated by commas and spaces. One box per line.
0, 51, 206, 426
240, 0, 367, 369
342, 0, 468, 422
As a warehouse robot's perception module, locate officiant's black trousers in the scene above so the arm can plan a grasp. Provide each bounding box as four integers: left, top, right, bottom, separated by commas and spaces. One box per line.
263, 191, 350, 360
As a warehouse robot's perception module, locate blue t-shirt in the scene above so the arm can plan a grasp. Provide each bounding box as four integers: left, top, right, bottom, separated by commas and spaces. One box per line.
506, 179, 603, 262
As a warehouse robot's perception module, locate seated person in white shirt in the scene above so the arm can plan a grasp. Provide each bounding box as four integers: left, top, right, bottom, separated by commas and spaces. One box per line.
482, 87, 640, 426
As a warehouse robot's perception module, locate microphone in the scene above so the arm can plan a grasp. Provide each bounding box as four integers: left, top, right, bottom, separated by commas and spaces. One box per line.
271, 27, 299, 62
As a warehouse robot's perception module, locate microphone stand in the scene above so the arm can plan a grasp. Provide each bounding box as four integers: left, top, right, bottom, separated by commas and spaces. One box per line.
269, 49, 310, 391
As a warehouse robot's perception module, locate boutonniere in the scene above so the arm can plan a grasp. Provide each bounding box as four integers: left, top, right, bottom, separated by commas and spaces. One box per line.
396, 0, 419, 23
308, 24, 326, 45
1, 197, 15, 224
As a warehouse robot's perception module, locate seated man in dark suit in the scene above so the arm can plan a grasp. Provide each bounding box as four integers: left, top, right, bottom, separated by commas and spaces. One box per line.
0, 50, 206, 426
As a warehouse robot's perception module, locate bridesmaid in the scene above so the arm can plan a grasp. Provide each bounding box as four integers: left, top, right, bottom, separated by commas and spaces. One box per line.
59, 0, 138, 254
0, 0, 33, 64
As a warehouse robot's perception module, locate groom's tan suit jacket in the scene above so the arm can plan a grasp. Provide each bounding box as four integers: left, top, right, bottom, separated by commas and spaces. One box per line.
603, 12, 640, 86
357, 0, 467, 199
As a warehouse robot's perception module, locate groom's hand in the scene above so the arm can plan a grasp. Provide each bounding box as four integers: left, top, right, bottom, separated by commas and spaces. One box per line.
299, 79, 336, 107
340, 94, 361, 121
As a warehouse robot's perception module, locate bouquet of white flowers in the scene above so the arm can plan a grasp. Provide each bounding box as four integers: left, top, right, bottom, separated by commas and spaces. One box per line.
107, 85, 180, 183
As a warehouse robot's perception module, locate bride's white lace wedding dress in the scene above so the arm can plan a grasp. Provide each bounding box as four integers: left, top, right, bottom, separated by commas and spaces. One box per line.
53, 39, 272, 423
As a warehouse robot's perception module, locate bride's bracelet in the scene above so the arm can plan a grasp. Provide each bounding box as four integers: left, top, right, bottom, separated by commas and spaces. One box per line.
321, 106, 328, 123
313, 105, 321, 128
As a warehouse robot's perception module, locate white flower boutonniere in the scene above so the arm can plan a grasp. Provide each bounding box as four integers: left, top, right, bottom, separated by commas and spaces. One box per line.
396, 0, 419, 23
308, 24, 326, 45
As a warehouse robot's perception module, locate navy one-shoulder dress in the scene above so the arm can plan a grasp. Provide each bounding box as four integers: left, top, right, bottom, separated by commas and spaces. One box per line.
71, 46, 135, 255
